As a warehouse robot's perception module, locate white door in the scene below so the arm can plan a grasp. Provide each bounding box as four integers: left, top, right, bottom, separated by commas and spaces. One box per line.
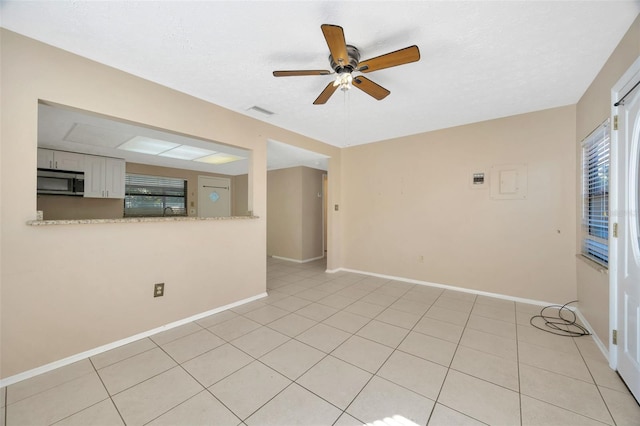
614, 67, 640, 402
198, 176, 230, 217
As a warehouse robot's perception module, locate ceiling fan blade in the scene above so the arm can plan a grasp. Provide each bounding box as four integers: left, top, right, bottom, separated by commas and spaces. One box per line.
313, 82, 339, 105
352, 76, 390, 100
358, 45, 420, 73
321, 24, 348, 67
273, 70, 332, 77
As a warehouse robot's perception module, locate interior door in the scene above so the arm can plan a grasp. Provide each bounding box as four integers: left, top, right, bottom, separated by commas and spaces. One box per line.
198, 176, 231, 217
615, 70, 640, 402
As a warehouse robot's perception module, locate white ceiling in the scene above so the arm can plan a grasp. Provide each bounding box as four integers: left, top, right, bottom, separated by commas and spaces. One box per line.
2, 1, 639, 150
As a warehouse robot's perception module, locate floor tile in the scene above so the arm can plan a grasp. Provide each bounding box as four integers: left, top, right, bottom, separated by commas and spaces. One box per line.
295, 288, 332, 302
209, 361, 291, 420
55, 399, 124, 426
390, 298, 430, 315
332, 335, 394, 373
425, 305, 469, 326
517, 324, 580, 355
260, 290, 289, 305
242, 305, 290, 325
459, 328, 517, 360
398, 331, 457, 366
360, 291, 398, 307
7, 359, 95, 404
230, 326, 289, 358
297, 355, 372, 410
433, 297, 474, 313
195, 309, 239, 328
356, 320, 409, 348
294, 302, 339, 321
518, 340, 593, 383
146, 390, 241, 426
599, 386, 640, 426
471, 303, 515, 322
377, 350, 447, 400
318, 294, 358, 310
346, 376, 434, 426
413, 316, 464, 343
322, 310, 370, 333
466, 313, 517, 339
375, 307, 421, 329
112, 366, 203, 426
427, 403, 485, 426
296, 323, 351, 353
161, 329, 225, 363
344, 300, 386, 318
438, 370, 520, 425
151, 322, 203, 346
269, 295, 312, 312
6, 372, 108, 425
208, 316, 262, 341
451, 345, 519, 391
97, 347, 177, 395
520, 395, 609, 426
583, 355, 630, 392
231, 300, 267, 315
90, 339, 158, 370
245, 383, 342, 426
266, 312, 317, 337
519, 364, 613, 424
333, 412, 364, 426
182, 343, 254, 387
259, 339, 325, 380
574, 336, 608, 361
475, 295, 515, 310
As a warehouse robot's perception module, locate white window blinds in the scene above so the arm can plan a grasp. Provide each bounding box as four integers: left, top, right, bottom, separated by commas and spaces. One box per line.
581, 119, 610, 266
124, 174, 187, 217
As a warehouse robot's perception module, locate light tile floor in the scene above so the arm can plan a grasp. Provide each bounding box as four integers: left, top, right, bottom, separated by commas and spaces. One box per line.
3, 257, 639, 425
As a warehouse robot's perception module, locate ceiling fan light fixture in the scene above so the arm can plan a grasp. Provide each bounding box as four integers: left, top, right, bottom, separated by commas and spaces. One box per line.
333, 72, 353, 90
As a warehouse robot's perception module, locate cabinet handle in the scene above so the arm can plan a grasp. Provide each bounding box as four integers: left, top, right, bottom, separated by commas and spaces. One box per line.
55, 161, 58, 169
49, 160, 53, 168
106, 190, 109, 197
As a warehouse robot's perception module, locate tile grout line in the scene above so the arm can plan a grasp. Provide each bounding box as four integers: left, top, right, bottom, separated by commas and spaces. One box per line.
88, 356, 127, 426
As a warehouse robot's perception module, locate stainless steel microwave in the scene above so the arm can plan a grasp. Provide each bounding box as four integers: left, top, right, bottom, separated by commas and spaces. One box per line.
37, 170, 85, 196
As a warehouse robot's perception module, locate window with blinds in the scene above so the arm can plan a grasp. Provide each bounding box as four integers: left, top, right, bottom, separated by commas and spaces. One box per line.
581, 119, 610, 266
124, 174, 187, 217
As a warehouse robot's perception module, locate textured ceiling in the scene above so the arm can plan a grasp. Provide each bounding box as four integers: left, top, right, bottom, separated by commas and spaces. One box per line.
1, 1, 639, 149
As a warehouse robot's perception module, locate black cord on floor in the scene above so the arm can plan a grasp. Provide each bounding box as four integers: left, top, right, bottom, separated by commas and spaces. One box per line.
529, 300, 591, 337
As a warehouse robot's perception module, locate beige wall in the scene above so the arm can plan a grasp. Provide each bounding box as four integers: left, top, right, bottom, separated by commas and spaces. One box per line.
342, 105, 577, 303
267, 166, 324, 261
0, 29, 341, 379
575, 15, 640, 348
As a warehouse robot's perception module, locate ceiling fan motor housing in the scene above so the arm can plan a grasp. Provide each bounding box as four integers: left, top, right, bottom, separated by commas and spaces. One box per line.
330, 45, 360, 73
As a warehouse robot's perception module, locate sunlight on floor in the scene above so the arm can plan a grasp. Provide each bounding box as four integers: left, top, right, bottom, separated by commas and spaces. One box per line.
366, 414, 419, 426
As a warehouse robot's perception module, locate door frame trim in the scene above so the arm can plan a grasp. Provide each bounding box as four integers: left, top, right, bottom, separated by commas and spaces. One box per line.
609, 55, 640, 370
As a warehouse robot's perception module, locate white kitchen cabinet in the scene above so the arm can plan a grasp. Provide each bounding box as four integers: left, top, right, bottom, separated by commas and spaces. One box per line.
37, 148, 84, 172
84, 155, 125, 199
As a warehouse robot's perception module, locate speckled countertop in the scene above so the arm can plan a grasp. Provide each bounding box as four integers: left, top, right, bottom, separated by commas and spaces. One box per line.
27, 216, 259, 226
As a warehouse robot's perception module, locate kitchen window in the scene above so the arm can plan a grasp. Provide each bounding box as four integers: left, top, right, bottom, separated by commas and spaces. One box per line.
124, 174, 187, 217
581, 119, 610, 266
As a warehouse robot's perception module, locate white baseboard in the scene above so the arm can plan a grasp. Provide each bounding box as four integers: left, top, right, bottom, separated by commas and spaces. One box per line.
332, 267, 559, 307
0, 292, 268, 388
271, 255, 324, 264
574, 308, 610, 362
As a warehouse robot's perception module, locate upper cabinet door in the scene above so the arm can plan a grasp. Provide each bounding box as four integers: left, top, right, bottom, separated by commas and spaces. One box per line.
37, 148, 84, 172
104, 158, 125, 199
83, 155, 106, 198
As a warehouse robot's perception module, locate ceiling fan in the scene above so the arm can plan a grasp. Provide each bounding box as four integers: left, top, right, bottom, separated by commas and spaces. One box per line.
273, 24, 420, 105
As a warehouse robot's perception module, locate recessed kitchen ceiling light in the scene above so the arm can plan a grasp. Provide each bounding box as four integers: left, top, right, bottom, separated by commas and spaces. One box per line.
194, 153, 246, 165
117, 136, 179, 155
158, 145, 217, 160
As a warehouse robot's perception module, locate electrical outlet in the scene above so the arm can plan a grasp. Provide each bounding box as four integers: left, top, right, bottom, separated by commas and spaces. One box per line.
154, 283, 165, 297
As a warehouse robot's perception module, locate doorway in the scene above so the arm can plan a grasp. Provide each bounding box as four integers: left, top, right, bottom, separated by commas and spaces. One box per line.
611, 56, 640, 402
198, 176, 231, 217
